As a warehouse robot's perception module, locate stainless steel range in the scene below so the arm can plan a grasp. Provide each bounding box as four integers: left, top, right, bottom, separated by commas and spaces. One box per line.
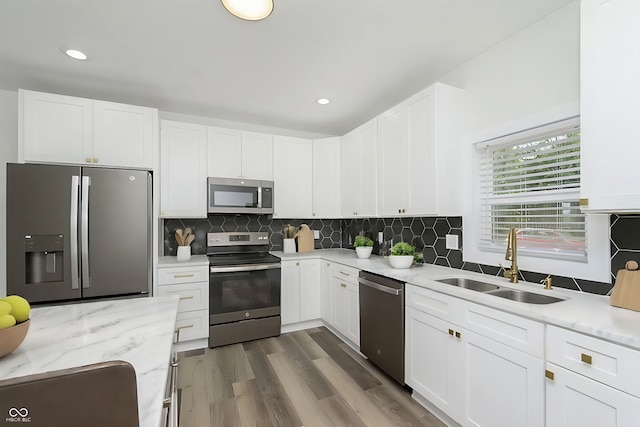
207, 231, 281, 348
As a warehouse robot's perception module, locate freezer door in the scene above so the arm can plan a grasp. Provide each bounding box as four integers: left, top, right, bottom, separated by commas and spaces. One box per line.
6, 163, 82, 302
81, 168, 151, 298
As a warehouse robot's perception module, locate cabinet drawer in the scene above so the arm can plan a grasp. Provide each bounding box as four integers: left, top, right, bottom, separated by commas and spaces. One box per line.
331, 263, 359, 284
158, 266, 208, 285
175, 310, 208, 342
405, 284, 462, 320
462, 302, 544, 358
157, 282, 208, 312
547, 325, 640, 398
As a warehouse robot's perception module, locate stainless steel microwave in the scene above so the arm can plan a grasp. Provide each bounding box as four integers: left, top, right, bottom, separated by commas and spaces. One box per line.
207, 177, 274, 214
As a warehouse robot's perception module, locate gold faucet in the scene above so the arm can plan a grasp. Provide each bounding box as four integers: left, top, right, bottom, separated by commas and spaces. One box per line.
504, 227, 519, 283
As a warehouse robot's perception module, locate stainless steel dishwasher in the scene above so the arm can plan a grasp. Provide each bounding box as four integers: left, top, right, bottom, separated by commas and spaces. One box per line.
358, 271, 405, 385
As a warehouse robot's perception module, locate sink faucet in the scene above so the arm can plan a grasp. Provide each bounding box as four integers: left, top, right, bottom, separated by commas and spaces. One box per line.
504, 227, 519, 283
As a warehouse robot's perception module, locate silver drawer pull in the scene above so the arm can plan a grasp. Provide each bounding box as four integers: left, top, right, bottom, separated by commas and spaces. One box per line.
179, 295, 194, 300
174, 274, 194, 278
339, 271, 350, 276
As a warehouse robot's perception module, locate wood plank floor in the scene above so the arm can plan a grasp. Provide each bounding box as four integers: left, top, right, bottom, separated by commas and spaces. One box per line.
177, 327, 445, 427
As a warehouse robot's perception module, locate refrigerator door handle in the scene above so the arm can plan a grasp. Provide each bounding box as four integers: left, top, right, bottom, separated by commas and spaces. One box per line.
70, 176, 80, 290
81, 176, 91, 289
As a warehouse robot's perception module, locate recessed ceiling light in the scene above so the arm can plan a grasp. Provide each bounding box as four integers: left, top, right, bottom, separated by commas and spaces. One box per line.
65, 49, 87, 60
317, 98, 330, 105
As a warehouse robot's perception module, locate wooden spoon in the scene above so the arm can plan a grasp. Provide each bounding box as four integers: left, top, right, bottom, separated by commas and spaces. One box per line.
183, 228, 192, 242
175, 229, 184, 246
185, 234, 195, 246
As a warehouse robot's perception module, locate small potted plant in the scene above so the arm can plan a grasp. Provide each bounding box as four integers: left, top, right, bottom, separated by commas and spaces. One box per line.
354, 235, 374, 259
389, 242, 416, 269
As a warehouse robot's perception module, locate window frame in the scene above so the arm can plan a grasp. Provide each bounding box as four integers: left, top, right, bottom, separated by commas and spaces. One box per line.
464, 115, 611, 283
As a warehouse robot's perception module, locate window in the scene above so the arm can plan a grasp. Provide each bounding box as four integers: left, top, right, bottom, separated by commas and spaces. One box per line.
477, 116, 586, 262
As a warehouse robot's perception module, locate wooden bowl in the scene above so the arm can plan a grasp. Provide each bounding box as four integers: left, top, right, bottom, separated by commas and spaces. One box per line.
0, 319, 30, 357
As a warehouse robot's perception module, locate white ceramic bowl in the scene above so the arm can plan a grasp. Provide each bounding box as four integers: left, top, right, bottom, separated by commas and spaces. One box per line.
389, 255, 414, 269
355, 246, 373, 259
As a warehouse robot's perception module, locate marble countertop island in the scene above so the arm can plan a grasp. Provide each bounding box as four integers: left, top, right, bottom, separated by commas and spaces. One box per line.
275, 249, 640, 351
0, 295, 180, 427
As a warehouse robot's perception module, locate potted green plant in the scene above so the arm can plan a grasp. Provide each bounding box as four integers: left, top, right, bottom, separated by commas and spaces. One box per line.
354, 235, 374, 259
389, 242, 416, 268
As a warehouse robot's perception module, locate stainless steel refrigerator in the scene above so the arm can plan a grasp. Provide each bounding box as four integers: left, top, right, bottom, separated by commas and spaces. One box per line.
6, 163, 151, 304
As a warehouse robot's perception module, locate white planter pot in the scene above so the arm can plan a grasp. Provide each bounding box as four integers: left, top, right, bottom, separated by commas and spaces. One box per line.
355, 246, 373, 259
389, 255, 414, 269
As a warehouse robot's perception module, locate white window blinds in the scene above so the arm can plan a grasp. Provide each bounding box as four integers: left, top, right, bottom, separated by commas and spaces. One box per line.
477, 117, 586, 262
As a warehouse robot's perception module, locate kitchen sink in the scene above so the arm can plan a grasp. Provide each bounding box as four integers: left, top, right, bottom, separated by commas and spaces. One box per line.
484, 289, 564, 305
436, 278, 500, 292
436, 277, 565, 304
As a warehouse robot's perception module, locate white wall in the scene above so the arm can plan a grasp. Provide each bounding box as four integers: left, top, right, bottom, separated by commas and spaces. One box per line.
0, 90, 19, 297
440, 1, 580, 139
437, 1, 609, 282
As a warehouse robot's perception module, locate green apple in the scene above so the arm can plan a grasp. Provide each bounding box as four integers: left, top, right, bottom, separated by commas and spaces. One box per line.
1, 295, 30, 323
0, 314, 16, 330
0, 301, 11, 316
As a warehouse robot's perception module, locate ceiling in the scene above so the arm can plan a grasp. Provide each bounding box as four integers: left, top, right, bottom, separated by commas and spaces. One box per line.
0, 0, 574, 136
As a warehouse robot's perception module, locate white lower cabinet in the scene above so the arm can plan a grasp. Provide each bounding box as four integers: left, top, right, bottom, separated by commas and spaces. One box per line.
281, 259, 321, 325
320, 261, 332, 323
546, 363, 640, 427
405, 284, 544, 427
545, 325, 640, 427
157, 264, 209, 342
330, 263, 360, 347
405, 305, 464, 418
463, 329, 544, 427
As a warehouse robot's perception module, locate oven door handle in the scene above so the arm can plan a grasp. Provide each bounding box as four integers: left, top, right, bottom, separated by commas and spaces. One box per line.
210, 263, 281, 273
358, 278, 403, 296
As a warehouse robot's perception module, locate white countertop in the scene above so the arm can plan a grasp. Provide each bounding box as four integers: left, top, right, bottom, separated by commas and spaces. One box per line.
158, 254, 209, 267
274, 249, 640, 351
0, 295, 180, 427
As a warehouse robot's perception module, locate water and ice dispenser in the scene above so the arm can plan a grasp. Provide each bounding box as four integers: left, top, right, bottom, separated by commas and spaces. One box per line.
24, 234, 64, 285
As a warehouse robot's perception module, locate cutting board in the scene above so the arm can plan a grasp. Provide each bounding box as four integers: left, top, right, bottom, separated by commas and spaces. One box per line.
295, 224, 314, 253
610, 260, 640, 312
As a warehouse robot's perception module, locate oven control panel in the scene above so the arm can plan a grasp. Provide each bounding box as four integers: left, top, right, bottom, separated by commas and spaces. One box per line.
207, 232, 269, 247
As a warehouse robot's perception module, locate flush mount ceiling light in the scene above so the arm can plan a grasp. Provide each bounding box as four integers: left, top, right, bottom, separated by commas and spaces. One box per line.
317, 98, 330, 105
221, 0, 273, 21
65, 49, 87, 60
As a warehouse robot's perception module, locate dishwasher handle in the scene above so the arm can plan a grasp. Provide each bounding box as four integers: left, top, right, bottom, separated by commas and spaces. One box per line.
358, 278, 403, 296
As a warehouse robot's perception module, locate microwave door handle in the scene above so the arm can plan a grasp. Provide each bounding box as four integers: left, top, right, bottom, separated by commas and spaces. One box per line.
70, 176, 80, 290
81, 176, 91, 289
257, 185, 262, 209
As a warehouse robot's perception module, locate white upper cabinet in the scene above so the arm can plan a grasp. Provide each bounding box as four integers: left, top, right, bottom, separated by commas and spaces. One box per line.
377, 105, 408, 216
207, 127, 273, 180
21, 90, 93, 165
312, 137, 341, 218
20, 89, 156, 169
341, 118, 377, 217
241, 131, 273, 180
580, 0, 640, 212
273, 135, 313, 218
160, 120, 208, 218
376, 83, 463, 217
92, 100, 155, 169
207, 127, 242, 178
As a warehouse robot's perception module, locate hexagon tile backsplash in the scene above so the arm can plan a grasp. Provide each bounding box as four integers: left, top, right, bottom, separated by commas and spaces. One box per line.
163, 213, 637, 296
